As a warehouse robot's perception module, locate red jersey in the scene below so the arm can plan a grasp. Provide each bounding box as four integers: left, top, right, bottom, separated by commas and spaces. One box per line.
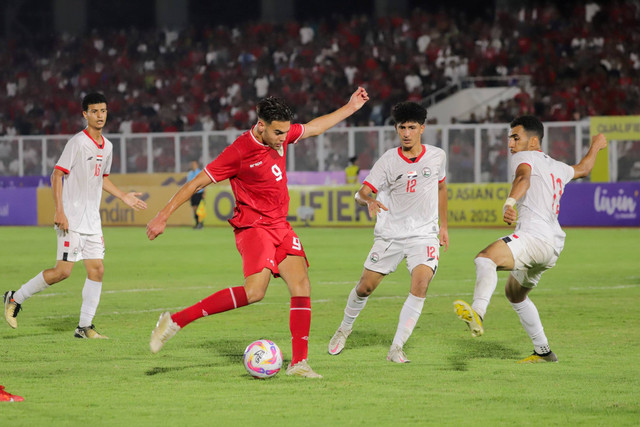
204, 123, 305, 229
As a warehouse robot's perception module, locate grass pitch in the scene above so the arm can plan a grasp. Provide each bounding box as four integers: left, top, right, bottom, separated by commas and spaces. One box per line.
0, 226, 639, 426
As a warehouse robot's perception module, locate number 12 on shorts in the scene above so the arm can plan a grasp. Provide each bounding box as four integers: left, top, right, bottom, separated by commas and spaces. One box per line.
426, 246, 436, 258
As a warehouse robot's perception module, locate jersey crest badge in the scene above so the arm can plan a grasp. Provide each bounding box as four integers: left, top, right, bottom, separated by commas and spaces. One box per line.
369, 252, 379, 263
422, 167, 431, 178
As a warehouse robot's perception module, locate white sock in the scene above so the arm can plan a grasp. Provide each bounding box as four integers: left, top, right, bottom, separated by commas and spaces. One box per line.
13, 271, 49, 304
79, 278, 102, 327
510, 297, 550, 354
391, 293, 425, 348
340, 286, 369, 331
472, 257, 498, 319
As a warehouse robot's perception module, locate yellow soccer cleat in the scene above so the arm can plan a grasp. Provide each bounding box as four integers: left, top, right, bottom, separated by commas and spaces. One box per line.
74, 324, 109, 339
517, 351, 558, 364
453, 299, 484, 337
3, 291, 22, 329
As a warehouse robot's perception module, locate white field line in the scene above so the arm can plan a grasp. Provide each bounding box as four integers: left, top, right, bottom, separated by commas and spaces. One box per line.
18, 282, 639, 321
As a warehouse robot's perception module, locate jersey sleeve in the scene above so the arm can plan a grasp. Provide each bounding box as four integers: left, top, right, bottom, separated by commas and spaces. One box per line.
286, 123, 305, 145
204, 144, 241, 183
362, 154, 388, 193
55, 139, 77, 174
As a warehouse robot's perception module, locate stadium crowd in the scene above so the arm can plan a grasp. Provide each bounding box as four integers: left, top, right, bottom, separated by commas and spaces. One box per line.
0, 1, 639, 137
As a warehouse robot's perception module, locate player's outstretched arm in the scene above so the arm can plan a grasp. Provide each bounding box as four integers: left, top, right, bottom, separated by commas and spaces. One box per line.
572, 133, 608, 179
355, 183, 388, 218
147, 171, 212, 240
302, 87, 369, 139
103, 176, 148, 211
51, 168, 69, 233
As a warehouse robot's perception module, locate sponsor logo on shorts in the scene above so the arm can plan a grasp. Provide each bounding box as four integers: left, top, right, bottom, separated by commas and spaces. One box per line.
370, 252, 379, 263
422, 167, 431, 178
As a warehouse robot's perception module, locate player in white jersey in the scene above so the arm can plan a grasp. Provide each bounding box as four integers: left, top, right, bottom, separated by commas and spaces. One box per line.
328, 102, 449, 363
3, 93, 147, 338
453, 115, 607, 363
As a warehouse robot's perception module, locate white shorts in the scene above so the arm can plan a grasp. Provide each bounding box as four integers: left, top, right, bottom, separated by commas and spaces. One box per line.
363, 236, 440, 276
56, 229, 105, 262
502, 232, 558, 288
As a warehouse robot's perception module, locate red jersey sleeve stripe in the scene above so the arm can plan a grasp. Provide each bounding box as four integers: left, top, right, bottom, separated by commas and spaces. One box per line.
439, 176, 446, 183
203, 167, 217, 183
103, 174, 109, 177
363, 180, 377, 193
55, 165, 69, 174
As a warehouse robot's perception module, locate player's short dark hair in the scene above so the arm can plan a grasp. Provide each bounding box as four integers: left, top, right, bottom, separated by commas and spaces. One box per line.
256, 97, 293, 123
391, 102, 427, 126
510, 115, 544, 141
82, 93, 108, 111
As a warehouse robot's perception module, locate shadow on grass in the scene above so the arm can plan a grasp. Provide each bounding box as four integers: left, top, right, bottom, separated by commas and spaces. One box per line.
37, 317, 77, 332
446, 339, 520, 371
346, 330, 390, 349
192, 338, 247, 364
145, 363, 219, 376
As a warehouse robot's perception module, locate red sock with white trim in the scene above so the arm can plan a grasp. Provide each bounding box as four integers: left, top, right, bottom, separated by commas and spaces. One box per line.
289, 296, 311, 365
171, 286, 248, 328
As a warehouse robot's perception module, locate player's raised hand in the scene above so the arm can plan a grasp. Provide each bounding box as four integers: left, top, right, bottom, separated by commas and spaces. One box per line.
367, 199, 388, 218
122, 192, 148, 211
591, 133, 608, 151
146, 214, 167, 240
348, 87, 369, 111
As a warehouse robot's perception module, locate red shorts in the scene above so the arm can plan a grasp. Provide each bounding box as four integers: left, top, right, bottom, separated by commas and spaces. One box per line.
234, 226, 308, 278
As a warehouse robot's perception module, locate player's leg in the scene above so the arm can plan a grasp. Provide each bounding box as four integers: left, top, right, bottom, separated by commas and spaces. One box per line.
506, 239, 558, 363
387, 264, 434, 363
454, 237, 515, 337
328, 268, 385, 355
150, 227, 275, 353
279, 255, 321, 378
190, 194, 199, 228
506, 274, 556, 363
4, 229, 77, 328
74, 257, 108, 339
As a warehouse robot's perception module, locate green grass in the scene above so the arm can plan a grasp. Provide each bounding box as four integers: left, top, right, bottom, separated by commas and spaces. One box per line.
1, 226, 639, 426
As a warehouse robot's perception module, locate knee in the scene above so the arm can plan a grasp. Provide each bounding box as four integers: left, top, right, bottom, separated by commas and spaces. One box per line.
89, 265, 105, 281
356, 282, 374, 297
50, 267, 72, 283
245, 287, 266, 304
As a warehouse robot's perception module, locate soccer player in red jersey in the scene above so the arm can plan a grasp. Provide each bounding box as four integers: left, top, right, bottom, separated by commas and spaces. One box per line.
146, 87, 369, 378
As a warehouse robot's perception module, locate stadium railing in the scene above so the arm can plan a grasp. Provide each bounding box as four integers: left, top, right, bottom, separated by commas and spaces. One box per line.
1, 120, 637, 183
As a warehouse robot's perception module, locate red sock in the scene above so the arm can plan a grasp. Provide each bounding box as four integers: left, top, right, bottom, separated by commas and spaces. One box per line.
289, 296, 311, 365
171, 286, 248, 328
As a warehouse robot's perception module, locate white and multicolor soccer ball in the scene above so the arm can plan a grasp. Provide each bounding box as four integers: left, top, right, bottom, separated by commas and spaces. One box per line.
243, 339, 283, 379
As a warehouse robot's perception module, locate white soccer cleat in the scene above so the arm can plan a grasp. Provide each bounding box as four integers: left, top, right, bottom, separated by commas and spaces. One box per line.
285, 359, 323, 378
453, 299, 484, 337
328, 327, 352, 355
150, 311, 181, 354
387, 345, 410, 363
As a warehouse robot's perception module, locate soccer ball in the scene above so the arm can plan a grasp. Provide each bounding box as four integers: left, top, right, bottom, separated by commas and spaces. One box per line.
243, 339, 283, 379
